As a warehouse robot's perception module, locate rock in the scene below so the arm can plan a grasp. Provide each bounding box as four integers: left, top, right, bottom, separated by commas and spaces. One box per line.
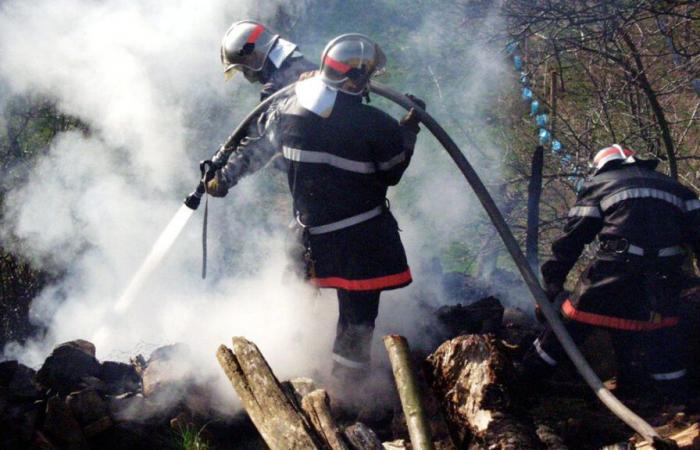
32, 430, 55, 450
82, 416, 113, 438
0, 401, 40, 447
99, 361, 141, 395
435, 296, 505, 337
0, 361, 19, 386
66, 389, 108, 425
43, 394, 85, 448
7, 363, 40, 399
109, 393, 153, 423
36, 340, 100, 394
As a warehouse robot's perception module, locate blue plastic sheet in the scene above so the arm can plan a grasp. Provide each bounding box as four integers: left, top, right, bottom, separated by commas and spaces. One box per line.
522, 87, 533, 100
520, 73, 528, 85
506, 42, 519, 54
536, 113, 548, 127
530, 100, 539, 116
514, 55, 523, 71
552, 139, 562, 152
538, 128, 550, 144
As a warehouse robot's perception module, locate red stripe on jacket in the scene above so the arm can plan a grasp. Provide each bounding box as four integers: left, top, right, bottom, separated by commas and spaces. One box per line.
561, 299, 678, 331
312, 268, 412, 291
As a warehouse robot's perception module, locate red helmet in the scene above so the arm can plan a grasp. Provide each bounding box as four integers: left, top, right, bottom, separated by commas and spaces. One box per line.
220, 20, 279, 79
592, 144, 635, 171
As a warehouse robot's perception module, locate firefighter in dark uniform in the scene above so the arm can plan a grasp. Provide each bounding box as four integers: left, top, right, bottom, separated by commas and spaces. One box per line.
207, 34, 423, 383
219, 20, 316, 101
210, 20, 317, 171
523, 144, 700, 401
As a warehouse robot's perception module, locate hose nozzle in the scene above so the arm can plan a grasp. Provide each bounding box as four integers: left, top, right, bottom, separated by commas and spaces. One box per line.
184, 184, 204, 210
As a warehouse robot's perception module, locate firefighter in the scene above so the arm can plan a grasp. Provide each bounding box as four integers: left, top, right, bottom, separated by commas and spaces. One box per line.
219, 20, 316, 101
207, 33, 424, 385
209, 20, 317, 172
522, 144, 699, 402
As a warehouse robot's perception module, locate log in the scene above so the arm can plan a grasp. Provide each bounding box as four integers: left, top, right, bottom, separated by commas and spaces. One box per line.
634, 423, 699, 449
344, 423, 383, 450
426, 334, 539, 449
216, 338, 322, 450
301, 389, 350, 450
383, 335, 435, 450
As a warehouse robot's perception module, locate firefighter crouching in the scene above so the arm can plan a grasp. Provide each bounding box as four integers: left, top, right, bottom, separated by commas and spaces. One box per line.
207, 33, 424, 387
522, 144, 700, 403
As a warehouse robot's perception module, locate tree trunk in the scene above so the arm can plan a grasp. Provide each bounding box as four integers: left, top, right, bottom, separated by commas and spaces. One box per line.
216, 338, 323, 450
526, 145, 544, 274
426, 334, 539, 449
384, 335, 435, 450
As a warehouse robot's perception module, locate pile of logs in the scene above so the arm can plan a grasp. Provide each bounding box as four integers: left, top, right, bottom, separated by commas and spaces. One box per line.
217, 331, 700, 450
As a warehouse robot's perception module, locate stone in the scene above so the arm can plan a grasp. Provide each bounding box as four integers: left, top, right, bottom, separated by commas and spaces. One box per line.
36, 340, 101, 394
43, 394, 85, 448
66, 389, 108, 425
82, 415, 113, 438
99, 361, 141, 395
7, 363, 40, 399
0, 360, 19, 386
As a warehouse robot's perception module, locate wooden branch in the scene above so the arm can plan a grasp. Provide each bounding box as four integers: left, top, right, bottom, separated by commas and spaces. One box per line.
301, 389, 350, 450
383, 335, 435, 450
344, 423, 383, 450
216, 338, 322, 450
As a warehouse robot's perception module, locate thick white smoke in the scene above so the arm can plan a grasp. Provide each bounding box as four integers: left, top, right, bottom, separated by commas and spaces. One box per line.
0, 0, 516, 412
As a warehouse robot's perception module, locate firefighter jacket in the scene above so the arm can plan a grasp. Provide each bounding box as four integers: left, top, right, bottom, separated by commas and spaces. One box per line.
211, 53, 316, 171
217, 85, 417, 291
260, 55, 316, 101
541, 159, 700, 327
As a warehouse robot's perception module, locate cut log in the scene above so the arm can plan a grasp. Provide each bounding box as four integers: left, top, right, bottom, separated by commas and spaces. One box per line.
344, 422, 383, 450
383, 335, 435, 450
426, 334, 539, 449
216, 338, 323, 450
635, 423, 699, 449
301, 389, 350, 450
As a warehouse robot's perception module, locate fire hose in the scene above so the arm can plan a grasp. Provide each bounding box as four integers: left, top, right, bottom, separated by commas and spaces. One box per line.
184, 81, 674, 448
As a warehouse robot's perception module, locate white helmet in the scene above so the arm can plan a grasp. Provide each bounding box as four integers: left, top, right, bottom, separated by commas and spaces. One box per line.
591, 144, 636, 172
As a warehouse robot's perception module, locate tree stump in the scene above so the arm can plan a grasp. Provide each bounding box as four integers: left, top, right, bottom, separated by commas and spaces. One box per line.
426, 334, 539, 449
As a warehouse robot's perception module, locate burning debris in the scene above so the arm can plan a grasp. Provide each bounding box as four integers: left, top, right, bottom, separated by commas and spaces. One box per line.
2, 290, 697, 449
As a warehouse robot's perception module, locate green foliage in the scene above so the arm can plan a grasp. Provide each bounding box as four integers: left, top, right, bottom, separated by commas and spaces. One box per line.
173, 422, 212, 450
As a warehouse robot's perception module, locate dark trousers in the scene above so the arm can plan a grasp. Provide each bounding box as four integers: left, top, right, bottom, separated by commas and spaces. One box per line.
525, 318, 686, 396
331, 290, 380, 378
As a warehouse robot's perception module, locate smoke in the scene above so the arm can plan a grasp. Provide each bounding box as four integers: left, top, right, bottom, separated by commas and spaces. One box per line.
0, 0, 518, 414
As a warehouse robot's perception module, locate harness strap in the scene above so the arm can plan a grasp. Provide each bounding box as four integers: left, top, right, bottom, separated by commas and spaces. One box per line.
561, 299, 679, 331
306, 205, 383, 235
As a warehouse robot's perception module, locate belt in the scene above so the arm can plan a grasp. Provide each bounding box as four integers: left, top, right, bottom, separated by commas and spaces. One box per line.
301, 205, 384, 235
599, 239, 683, 258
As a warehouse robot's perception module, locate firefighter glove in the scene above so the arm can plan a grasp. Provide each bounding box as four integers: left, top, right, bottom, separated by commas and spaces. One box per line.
400, 94, 426, 134
206, 171, 229, 197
